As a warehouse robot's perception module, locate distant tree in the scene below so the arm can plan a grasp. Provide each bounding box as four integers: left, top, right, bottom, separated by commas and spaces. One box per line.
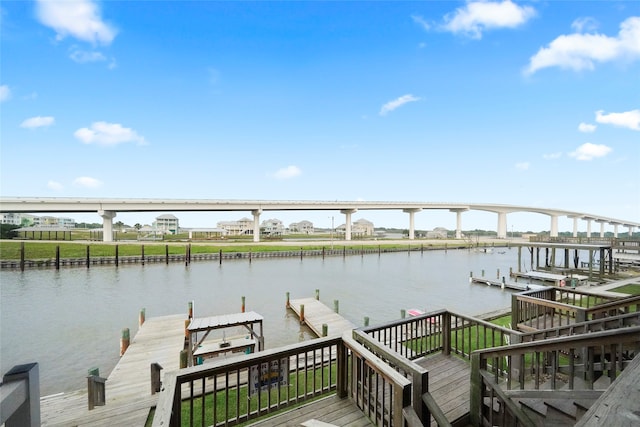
115, 221, 125, 231
1, 224, 20, 239
134, 223, 142, 230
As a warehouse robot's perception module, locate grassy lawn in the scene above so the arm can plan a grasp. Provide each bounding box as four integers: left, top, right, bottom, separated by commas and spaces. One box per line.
0, 240, 462, 261
611, 283, 640, 295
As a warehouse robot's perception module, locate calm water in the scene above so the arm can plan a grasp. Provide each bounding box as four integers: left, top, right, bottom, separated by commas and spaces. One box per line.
1, 248, 520, 395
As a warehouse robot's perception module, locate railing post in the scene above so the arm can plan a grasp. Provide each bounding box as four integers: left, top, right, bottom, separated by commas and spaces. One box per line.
511, 294, 520, 329
2, 363, 40, 427
469, 353, 482, 427
336, 339, 348, 399
412, 369, 429, 424
443, 311, 451, 355
87, 374, 106, 410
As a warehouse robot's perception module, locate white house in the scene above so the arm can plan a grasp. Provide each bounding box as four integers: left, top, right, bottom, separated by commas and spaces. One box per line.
289, 220, 314, 234
261, 218, 284, 236
153, 214, 179, 234
217, 217, 253, 235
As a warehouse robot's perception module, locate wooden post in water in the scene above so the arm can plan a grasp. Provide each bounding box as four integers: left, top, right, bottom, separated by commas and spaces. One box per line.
322, 324, 328, 337
188, 301, 193, 319
445, 243, 447, 253
219, 249, 223, 265
378, 245, 381, 257
185, 245, 189, 266
179, 350, 188, 369
299, 304, 305, 324
241, 296, 245, 313
115, 245, 119, 267
20, 241, 25, 271
165, 245, 169, 264
86, 245, 90, 269
334, 300, 339, 313
141, 245, 145, 266
343, 246, 346, 259
249, 249, 252, 264
300, 247, 303, 260
120, 328, 130, 356
364, 317, 370, 327
400, 309, 406, 319
139, 308, 145, 326
421, 244, 424, 254
322, 246, 325, 260
188, 243, 192, 264
55, 245, 60, 270
286, 292, 290, 308
315, 289, 320, 300
481, 269, 485, 277
497, 268, 500, 279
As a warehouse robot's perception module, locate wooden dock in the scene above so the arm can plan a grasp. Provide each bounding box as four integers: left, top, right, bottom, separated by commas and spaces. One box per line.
471, 277, 531, 291
288, 297, 355, 338
40, 314, 187, 426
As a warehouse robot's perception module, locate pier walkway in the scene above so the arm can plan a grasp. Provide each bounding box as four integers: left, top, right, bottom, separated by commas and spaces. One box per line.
40, 314, 186, 426
288, 297, 355, 338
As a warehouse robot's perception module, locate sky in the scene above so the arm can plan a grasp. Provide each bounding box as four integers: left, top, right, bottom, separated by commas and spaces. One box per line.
1, 0, 639, 232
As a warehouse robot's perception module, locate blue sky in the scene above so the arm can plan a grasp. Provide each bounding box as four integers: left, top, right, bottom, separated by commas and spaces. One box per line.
1, 1, 639, 232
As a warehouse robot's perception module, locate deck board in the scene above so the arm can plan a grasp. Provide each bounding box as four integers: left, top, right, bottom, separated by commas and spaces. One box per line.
246, 395, 373, 426
289, 298, 355, 338
416, 353, 472, 424
40, 314, 187, 426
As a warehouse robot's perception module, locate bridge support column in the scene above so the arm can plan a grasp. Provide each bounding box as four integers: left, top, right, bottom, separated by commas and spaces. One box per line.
450, 209, 467, 239
572, 217, 579, 238
628, 226, 636, 238
550, 215, 558, 238
340, 209, 357, 241
613, 224, 619, 238
497, 212, 507, 239
597, 220, 606, 238
586, 219, 592, 238
98, 210, 116, 242
252, 209, 262, 243
403, 208, 422, 240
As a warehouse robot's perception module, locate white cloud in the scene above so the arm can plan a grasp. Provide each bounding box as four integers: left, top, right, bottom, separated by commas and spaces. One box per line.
35, 0, 117, 45
70, 48, 106, 63
73, 176, 103, 188
543, 152, 562, 160
379, 94, 420, 116
412, 15, 431, 31
442, 0, 536, 39
578, 122, 597, 133
515, 162, 530, 170
74, 121, 147, 146
595, 109, 640, 131
571, 17, 599, 33
273, 165, 302, 180
0, 85, 10, 102
525, 16, 640, 75
20, 116, 55, 129
569, 143, 612, 161
47, 180, 64, 191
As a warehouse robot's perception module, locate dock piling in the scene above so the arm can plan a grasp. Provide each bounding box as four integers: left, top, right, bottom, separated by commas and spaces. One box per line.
322, 324, 328, 337
139, 308, 146, 326
299, 304, 305, 324
315, 289, 320, 300
241, 296, 245, 313
400, 309, 406, 319
286, 292, 290, 308
364, 316, 370, 327
334, 300, 339, 313
120, 328, 130, 356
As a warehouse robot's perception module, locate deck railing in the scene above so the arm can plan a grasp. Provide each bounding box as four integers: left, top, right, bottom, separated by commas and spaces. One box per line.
512, 287, 638, 331
469, 326, 640, 427
153, 332, 419, 427
0, 363, 40, 427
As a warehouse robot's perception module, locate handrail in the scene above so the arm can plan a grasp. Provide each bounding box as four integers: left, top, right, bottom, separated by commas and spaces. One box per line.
422, 392, 452, 427
1, 363, 40, 427
584, 295, 640, 316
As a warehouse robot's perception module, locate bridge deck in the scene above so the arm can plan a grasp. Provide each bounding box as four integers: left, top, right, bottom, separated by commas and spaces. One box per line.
40, 314, 186, 426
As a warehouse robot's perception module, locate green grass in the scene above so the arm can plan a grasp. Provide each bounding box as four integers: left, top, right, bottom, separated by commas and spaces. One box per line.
0, 240, 464, 261
611, 283, 640, 295
180, 363, 336, 426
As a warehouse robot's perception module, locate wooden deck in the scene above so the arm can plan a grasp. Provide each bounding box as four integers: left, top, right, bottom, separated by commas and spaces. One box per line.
246, 395, 373, 427
289, 298, 355, 338
40, 314, 187, 426
416, 353, 472, 424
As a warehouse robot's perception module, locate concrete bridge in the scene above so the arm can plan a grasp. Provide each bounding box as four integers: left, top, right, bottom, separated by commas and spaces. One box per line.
0, 197, 638, 243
